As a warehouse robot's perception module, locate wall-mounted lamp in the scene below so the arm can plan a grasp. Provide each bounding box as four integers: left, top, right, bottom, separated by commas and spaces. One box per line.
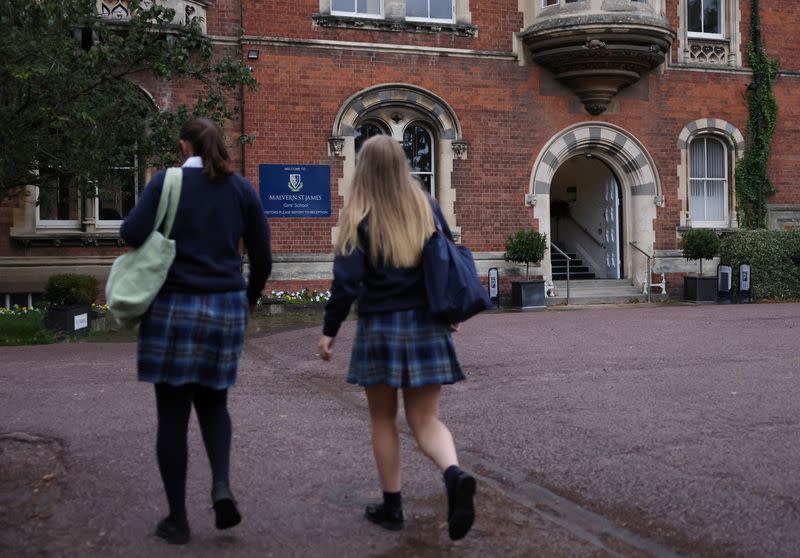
247, 50, 260, 60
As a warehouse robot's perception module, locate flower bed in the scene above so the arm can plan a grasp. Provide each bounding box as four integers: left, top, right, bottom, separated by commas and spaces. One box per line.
256, 289, 330, 315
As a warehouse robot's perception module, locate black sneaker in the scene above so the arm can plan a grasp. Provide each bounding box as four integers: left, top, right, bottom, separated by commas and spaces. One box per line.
447, 471, 476, 540
155, 516, 190, 545
212, 483, 242, 530
365, 503, 404, 531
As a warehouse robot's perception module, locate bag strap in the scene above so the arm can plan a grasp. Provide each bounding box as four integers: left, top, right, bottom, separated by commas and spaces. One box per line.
428, 198, 453, 242
153, 168, 183, 239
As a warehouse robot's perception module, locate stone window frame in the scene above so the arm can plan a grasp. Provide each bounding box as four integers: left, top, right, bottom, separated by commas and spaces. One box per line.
315, 0, 475, 36
328, 83, 467, 241
33, 155, 146, 231
687, 136, 729, 227
677, 0, 741, 67
676, 118, 745, 229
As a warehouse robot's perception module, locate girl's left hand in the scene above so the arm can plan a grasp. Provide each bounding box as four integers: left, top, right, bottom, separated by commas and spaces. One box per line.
449, 323, 460, 332
318, 335, 335, 360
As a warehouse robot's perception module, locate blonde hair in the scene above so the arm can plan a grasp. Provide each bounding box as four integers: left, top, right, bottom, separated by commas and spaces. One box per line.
336, 135, 435, 268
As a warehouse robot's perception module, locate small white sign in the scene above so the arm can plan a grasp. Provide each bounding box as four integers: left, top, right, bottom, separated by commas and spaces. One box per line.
74, 313, 88, 330
488, 268, 499, 299
740, 264, 751, 291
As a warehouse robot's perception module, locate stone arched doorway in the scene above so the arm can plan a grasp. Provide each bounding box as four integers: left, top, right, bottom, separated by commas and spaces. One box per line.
527, 122, 663, 290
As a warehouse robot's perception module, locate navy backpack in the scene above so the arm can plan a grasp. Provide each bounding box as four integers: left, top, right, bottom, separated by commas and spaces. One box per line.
422, 211, 492, 323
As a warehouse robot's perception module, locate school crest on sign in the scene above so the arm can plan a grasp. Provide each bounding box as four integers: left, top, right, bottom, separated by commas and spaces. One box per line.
288, 174, 303, 192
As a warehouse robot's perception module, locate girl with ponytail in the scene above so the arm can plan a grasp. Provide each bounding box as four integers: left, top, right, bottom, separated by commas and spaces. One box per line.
121, 118, 272, 545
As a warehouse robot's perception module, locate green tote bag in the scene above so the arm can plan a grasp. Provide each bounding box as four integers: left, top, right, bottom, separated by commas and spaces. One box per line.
105, 168, 182, 325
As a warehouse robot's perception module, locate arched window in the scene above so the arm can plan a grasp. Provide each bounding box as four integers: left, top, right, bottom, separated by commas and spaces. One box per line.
689, 136, 728, 226
354, 121, 386, 153
403, 123, 434, 194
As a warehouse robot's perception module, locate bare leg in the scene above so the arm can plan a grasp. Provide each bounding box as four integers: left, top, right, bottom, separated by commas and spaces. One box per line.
365, 384, 401, 492
402, 384, 458, 471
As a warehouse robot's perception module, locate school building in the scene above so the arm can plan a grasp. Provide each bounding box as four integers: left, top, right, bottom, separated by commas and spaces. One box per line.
2, 0, 799, 306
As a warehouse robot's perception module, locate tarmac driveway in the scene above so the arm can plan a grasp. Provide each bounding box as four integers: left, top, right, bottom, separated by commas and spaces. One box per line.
1, 302, 798, 557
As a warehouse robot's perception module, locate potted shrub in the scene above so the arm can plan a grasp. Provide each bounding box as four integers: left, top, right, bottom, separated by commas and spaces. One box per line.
504, 229, 548, 309
43, 274, 99, 334
680, 228, 721, 302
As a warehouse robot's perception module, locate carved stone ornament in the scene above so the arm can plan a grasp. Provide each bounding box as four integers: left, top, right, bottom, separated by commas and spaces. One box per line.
328, 136, 345, 158
524, 193, 537, 207
520, 10, 676, 115
654, 194, 665, 207
451, 140, 468, 159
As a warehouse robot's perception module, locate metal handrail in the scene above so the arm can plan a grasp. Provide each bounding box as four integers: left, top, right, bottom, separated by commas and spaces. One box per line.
629, 241, 653, 303
550, 242, 572, 305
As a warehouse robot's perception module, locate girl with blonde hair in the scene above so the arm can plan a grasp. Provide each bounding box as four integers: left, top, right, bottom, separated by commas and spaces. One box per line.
319, 134, 476, 540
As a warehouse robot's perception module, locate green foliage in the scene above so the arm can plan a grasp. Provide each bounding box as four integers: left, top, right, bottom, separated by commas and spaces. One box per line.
0, 0, 257, 202
720, 230, 800, 299
504, 229, 548, 279
44, 274, 99, 306
0, 310, 54, 346
734, 0, 779, 229
680, 228, 721, 276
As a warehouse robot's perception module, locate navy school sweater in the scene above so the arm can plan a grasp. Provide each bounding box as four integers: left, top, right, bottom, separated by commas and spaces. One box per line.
323, 201, 451, 337
120, 168, 272, 305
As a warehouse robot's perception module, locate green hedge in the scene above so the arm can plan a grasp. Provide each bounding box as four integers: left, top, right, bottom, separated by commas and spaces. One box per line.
44, 274, 99, 306
719, 230, 800, 300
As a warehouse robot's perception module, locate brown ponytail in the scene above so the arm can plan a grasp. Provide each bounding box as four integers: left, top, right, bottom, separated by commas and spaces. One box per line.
179, 118, 233, 182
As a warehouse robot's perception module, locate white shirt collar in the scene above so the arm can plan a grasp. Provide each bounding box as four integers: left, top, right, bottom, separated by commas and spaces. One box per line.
182, 156, 203, 168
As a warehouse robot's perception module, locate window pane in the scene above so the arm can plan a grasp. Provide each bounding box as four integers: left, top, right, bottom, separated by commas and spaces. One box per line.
689, 140, 705, 178
99, 169, 137, 220
705, 180, 725, 222
355, 123, 385, 153
689, 178, 706, 221
705, 138, 725, 179
331, 0, 355, 13
414, 174, 432, 193
357, 0, 381, 15
543, 0, 559, 6
39, 176, 80, 221
406, 0, 428, 18
430, 0, 453, 20
687, 0, 702, 32
403, 125, 432, 173
703, 0, 720, 34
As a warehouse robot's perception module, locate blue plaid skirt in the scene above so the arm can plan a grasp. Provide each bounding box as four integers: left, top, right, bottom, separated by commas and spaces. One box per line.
137, 290, 248, 390
347, 308, 465, 388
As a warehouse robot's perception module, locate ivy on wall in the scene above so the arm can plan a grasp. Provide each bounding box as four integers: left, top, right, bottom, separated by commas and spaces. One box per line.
734, 0, 779, 229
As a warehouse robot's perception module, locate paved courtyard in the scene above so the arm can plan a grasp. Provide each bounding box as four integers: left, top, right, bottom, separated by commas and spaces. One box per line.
1, 302, 799, 557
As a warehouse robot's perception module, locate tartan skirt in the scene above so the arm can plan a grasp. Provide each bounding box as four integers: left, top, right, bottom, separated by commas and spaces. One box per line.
347, 308, 465, 388
137, 290, 248, 390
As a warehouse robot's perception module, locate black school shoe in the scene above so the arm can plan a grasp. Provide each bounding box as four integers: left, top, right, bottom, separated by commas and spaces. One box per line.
365, 503, 404, 531
212, 483, 242, 530
447, 471, 476, 540
155, 516, 190, 545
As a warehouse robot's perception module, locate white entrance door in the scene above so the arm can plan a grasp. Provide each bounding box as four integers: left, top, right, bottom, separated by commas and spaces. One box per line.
602, 176, 620, 279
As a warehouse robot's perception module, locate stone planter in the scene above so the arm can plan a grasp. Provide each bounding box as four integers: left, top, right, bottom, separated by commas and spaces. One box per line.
511, 280, 546, 310
45, 304, 92, 334
683, 276, 717, 303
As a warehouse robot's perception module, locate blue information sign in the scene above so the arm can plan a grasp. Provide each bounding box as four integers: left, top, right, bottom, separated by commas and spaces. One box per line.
259, 164, 331, 218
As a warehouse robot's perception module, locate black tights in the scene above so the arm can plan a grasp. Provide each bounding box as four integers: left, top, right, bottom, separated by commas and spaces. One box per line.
154, 383, 232, 522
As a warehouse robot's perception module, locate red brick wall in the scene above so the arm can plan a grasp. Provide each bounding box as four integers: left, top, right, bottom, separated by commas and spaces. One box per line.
241, 0, 523, 53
